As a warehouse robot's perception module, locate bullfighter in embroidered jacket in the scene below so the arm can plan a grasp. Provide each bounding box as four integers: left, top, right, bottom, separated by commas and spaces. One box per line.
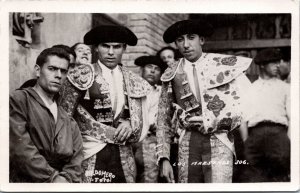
156, 19, 252, 183
58, 25, 152, 183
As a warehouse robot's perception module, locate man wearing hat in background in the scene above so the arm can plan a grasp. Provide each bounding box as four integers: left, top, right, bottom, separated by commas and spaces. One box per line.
133, 55, 168, 182
242, 48, 290, 182
156, 19, 252, 183
58, 25, 152, 183
279, 47, 291, 83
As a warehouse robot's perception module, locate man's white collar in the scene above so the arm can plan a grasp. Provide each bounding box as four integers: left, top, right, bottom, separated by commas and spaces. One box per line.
184, 52, 206, 66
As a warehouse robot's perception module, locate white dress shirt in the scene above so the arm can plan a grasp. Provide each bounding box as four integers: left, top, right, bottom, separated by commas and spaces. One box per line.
183, 54, 205, 100
98, 61, 125, 118
147, 85, 161, 126
244, 77, 290, 127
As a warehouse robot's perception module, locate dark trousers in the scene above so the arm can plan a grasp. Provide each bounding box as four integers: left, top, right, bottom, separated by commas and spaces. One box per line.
92, 144, 126, 183
187, 131, 233, 183
188, 131, 212, 182
243, 122, 290, 182
232, 128, 246, 183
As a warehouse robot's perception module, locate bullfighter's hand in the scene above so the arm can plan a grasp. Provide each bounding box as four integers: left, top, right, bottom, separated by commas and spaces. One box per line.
114, 120, 133, 143
160, 159, 175, 183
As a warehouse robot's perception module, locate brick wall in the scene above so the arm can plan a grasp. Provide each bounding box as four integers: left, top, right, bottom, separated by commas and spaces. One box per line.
121, 13, 188, 74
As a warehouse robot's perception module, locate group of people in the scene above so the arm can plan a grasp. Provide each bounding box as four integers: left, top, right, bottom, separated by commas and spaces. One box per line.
9, 19, 290, 183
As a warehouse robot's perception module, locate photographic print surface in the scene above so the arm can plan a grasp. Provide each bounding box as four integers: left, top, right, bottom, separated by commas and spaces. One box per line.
1, 0, 299, 192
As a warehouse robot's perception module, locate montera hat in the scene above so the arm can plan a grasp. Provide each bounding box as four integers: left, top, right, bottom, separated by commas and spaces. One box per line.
84, 25, 138, 46
254, 48, 282, 65
135, 55, 168, 72
163, 19, 214, 43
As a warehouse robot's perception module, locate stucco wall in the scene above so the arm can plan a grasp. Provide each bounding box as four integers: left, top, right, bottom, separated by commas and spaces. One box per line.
9, 13, 92, 92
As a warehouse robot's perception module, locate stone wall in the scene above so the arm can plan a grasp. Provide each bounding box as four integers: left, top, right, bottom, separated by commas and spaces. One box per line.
9, 13, 92, 92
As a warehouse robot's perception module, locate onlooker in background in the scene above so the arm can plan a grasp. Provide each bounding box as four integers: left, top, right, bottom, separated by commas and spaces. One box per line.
9, 47, 83, 183
52, 44, 76, 64
133, 55, 167, 183
58, 25, 152, 183
279, 47, 291, 83
156, 46, 182, 67
243, 48, 290, 182
71, 42, 92, 65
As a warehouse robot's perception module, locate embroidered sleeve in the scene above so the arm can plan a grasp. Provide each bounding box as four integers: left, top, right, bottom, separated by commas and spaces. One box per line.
156, 82, 176, 164
75, 104, 125, 145
58, 79, 84, 117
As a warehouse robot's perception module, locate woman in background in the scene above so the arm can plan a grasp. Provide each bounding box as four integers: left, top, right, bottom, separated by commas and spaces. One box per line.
71, 43, 92, 65
156, 46, 182, 67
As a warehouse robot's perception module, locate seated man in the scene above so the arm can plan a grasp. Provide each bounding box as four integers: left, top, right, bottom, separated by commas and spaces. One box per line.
9, 47, 83, 183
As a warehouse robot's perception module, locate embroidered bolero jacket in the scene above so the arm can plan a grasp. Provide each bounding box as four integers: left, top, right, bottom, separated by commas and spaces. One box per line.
156, 53, 252, 161
58, 63, 152, 145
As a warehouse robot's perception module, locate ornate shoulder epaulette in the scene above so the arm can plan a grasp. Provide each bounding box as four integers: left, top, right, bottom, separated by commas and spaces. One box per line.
204, 53, 252, 89
67, 63, 95, 90
160, 59, 182, 82
122, 67, 152, 98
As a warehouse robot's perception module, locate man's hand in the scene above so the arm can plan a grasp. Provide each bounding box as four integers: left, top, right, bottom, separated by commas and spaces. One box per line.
114, 120, 133, 143
185, 116, 204, 131
159, 159, 175, 183
53, 175, 69, 183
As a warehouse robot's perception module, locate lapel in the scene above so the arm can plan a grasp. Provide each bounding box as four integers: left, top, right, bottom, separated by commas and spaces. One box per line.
25, 87, 63, 140
25, 87, 50, 110
122, 67, 152, 98
92, 63, 110, 95
54, 106, 64, 138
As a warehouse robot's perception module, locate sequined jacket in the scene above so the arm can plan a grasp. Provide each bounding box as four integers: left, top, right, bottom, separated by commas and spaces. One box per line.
58, 63, 152, 182
156, 53, 252, 162
59, 63, 152, 145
